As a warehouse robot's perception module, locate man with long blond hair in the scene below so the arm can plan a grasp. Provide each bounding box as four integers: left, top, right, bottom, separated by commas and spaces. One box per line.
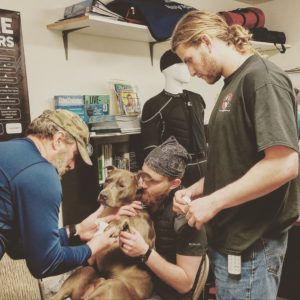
172, 10, 299, 300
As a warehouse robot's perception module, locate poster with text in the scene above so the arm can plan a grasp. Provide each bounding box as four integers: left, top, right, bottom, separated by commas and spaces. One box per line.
0, 9, 30, 141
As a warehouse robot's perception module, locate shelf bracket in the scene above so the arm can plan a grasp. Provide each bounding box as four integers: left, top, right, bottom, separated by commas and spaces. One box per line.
149, 41, 156, 66
62, 26, 89, 60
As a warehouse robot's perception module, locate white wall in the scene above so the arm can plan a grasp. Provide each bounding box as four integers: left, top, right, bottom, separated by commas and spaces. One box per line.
260, 0, 300, 89
0, 0, 299, 123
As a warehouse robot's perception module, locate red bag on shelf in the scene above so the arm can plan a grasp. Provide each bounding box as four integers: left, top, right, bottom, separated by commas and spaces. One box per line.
219, 7, 265, 29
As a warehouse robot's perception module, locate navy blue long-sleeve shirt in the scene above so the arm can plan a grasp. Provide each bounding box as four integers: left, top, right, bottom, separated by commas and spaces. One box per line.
0, 138, 91, 278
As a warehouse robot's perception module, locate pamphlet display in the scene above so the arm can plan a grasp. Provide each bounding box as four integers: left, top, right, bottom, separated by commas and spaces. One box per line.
0, 9, 30, 141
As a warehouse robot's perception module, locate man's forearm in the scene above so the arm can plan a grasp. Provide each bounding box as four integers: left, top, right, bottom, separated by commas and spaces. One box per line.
145, 250, 195, 294
189, 177, 205, 199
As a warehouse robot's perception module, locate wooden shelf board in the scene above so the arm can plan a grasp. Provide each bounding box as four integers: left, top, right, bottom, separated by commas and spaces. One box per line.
47, 14, 155, 42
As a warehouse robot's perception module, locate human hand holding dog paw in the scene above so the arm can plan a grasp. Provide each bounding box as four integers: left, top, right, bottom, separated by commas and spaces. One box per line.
117, 201, 143, 217
119, 228, 148, 257
87, 226, 118, 256
77, 206, 119, 241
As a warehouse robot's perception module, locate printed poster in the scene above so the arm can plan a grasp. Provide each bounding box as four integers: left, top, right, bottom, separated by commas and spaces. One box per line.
0, 9, 30, 141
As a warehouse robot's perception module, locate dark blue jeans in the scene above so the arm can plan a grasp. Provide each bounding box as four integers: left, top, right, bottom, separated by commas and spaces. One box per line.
208, 233, 288, 300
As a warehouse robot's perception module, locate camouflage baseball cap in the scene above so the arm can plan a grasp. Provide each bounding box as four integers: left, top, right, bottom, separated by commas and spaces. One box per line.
42, 109, 92, 165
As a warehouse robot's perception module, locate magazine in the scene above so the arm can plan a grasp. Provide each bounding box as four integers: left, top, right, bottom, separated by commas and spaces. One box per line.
113, 83, 141, 116
84, 95, 110, 123
54, 95, 88, 123
63, 0, 125, 21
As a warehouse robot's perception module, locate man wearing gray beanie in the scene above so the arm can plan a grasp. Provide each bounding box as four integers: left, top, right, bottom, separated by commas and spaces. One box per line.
119, 136, 207, 300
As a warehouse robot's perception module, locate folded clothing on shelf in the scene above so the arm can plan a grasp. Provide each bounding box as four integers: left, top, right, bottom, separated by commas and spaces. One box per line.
107, 0, 195, 41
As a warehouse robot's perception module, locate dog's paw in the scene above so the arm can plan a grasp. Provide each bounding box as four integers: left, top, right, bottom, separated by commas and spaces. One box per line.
105, 219, 130, 238
94, 219, 109, 236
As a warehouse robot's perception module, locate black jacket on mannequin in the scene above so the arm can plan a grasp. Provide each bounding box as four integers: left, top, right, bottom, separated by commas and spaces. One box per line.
141, 89, 207, 186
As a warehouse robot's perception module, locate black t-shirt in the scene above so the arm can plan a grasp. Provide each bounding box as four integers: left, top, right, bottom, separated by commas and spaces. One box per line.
205, 55, 299, 255
151, 190, 207, 300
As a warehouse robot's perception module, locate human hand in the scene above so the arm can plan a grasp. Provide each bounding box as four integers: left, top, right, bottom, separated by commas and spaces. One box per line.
119, 228, 148, 257
173, 189, 192, 214
87, 226, 118, 256
77, 206, 118, 241
185, 195, 218, 230
117, 201, 143, 217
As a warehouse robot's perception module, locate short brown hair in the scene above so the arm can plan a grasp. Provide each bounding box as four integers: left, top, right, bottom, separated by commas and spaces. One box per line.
171, 10, 259, 55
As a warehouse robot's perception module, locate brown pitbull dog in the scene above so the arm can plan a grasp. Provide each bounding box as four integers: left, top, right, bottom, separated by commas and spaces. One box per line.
51, 167, 155, 300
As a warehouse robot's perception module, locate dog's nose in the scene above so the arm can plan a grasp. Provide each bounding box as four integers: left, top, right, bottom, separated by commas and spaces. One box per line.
97, 192, 108, 204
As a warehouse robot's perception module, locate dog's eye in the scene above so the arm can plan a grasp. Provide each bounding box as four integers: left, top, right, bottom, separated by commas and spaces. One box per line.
118, 182, 125, 188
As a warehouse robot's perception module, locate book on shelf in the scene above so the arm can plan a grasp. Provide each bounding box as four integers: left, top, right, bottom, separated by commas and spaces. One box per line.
63, 0, 125, 21
129, 151, 139, 173
98, 143, 112, 184
84, 95, 110, 123
113, 151, 130, 171
113, 82, 141, 116
98, 143, 133, 184
54, 95, 88, 123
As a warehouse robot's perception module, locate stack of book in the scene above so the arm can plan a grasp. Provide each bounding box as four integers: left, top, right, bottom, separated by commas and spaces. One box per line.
64, 0, 125, 21
90, 115, 121, 134
115, 115, 141, 134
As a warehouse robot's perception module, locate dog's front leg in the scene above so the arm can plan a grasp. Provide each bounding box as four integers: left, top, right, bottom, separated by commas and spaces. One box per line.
104, 217, 131, 238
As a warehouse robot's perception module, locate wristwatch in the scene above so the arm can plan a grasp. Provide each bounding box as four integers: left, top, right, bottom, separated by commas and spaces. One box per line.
139, 246, 152, 263
66, 224, 78, 238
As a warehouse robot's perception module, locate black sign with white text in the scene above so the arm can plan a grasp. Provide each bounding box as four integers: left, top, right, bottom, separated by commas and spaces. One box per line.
0, 9, 30, 141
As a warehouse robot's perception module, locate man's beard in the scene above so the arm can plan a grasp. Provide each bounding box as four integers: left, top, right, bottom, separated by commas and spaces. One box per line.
202, 53, 221, 84
52, 151, 70, 178
141, 189, 170, 213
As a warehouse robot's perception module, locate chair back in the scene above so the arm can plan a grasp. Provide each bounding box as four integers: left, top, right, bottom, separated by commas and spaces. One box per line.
192, 254, 210, 300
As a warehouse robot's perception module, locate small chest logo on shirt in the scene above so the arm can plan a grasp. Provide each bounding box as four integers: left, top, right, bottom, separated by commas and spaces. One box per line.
219, 93, 233, 112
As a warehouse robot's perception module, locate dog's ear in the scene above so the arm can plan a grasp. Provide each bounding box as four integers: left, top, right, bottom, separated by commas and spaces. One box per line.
106, 165, 117, 174
134, 172, 143, 189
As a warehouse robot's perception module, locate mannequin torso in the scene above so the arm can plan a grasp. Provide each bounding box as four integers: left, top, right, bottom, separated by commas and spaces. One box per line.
141, 51, 207, 186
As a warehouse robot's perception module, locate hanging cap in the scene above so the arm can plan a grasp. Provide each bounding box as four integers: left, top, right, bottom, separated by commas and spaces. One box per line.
41, 109, 92, 165
160, 49, 182, 71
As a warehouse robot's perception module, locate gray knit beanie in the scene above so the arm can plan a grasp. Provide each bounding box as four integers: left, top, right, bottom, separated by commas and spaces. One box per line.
144, 136, 190, 178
